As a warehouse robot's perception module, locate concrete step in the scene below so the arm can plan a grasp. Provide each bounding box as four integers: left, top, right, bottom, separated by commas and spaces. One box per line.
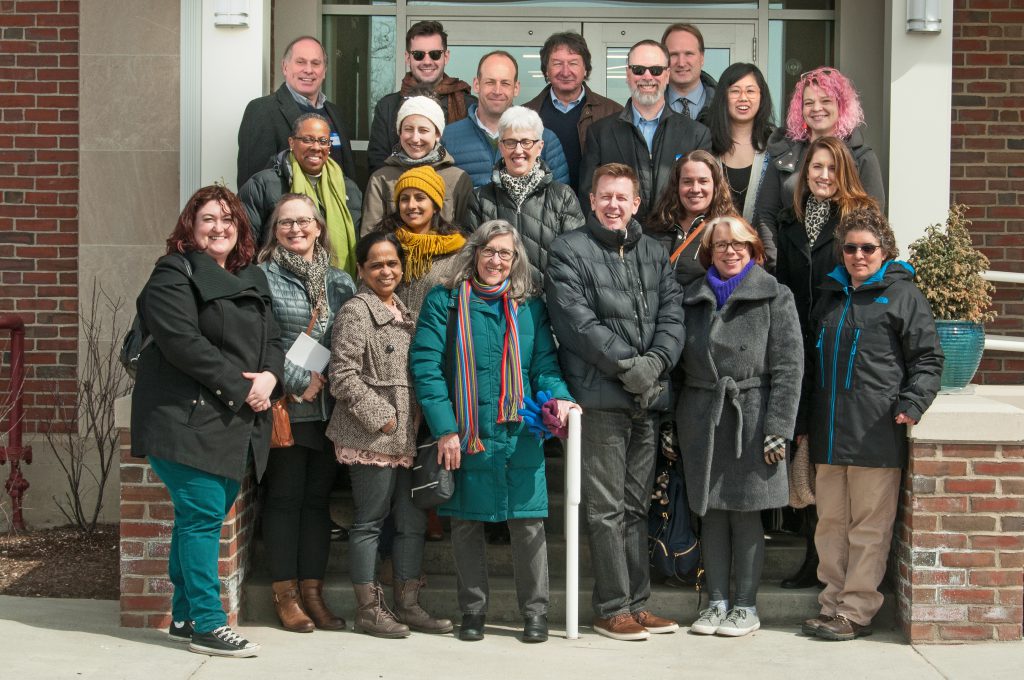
241, 574, 897, 630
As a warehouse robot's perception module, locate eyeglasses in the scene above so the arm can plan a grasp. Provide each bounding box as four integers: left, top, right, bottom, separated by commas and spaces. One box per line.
712, 240, 749, 254
410, 49, 444, 61
292, 135, 331, 147
842, 243, 881, 255
480, 247, 516, 262
628, 64, 667, 77
277, 217, 316, 229
800, 67, 834, 82
499, 138, 539, 151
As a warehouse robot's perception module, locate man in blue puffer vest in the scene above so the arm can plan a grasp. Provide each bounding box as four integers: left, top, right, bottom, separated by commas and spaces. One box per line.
442, 50, 570, 188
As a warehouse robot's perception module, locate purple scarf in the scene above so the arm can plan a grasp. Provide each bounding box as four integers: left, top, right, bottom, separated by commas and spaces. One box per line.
706, 259, 756, 309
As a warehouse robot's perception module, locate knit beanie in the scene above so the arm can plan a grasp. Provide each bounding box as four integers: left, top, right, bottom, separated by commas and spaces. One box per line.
395, 96, 446, 137
394, 165, 446, 210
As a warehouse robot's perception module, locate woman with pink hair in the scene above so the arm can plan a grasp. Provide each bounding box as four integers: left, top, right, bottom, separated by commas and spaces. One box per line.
753, 67, 885, 269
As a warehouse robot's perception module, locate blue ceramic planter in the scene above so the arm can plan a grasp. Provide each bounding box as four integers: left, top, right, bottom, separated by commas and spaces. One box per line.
935, 320, 985, 390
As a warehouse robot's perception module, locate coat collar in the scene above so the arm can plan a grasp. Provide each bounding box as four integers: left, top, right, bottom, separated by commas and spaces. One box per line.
684, 263, 780, 306
487, 156, 555, 190
183, 251, 267, 302
354, 288, 414, 328
823, 259, 915, 293
584, 213, 643, 251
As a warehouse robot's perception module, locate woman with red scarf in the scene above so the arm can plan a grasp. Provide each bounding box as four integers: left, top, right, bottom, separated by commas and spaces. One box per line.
410, 219, 578, 644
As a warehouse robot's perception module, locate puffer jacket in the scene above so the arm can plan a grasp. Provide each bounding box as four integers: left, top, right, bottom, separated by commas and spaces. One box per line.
259, 259, 356, 423
440, 104, 571, 187
467, 158, 585, 283
545, 215, 685, 411
239, 149, 364, 248
805, 261, 943, 468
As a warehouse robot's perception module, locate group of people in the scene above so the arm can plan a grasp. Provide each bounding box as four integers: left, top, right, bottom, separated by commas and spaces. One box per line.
129, 20, 944, 659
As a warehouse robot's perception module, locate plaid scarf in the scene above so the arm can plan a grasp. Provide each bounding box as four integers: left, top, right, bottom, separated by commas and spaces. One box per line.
454, 277, 523, 453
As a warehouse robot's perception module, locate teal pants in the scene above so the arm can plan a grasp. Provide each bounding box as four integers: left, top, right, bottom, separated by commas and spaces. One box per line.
148, 455, 240, 634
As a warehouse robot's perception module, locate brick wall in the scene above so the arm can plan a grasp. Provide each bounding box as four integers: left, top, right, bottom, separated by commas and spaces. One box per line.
893, 440, 1024, 642
951, 0, 1024, 383
118, 429, 260, 628
0, 0, 80, 431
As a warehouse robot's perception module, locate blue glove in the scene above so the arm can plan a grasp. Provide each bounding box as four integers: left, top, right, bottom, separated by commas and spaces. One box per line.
518, 391, 554, 440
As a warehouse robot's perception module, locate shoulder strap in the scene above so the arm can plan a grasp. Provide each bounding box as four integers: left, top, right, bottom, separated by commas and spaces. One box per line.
669, 222, 706, 265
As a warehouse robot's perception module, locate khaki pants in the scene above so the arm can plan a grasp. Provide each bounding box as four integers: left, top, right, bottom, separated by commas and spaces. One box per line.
814, 464, 901, 626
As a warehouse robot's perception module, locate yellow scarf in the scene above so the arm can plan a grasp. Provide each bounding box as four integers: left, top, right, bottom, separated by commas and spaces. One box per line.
394, 227, 466, 282
289, 154, 357, 276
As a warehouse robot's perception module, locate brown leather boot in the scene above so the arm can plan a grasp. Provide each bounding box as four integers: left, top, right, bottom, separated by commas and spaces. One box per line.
353, 582, 410, 638
272, 580, 314, 633
299, 579, 345, 630
394, 577, 453, 634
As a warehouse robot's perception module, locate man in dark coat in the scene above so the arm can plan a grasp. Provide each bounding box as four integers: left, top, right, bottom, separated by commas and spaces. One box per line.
524, 32, 623, 192
237, 36, 356, 188
366, 20, 476, 174
545, 163, 684, 642
578, 40, 711, 224
662, 23, 718, 124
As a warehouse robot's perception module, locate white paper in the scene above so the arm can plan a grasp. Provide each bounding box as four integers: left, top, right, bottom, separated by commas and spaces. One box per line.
285, 332, 331, 373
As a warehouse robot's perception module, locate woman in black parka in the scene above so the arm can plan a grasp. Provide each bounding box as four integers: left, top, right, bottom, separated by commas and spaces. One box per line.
131, 185, 284, 659
799, 207, 942, 642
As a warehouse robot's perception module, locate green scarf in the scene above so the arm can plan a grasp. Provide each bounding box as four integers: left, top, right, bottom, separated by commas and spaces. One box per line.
289, 154, 357, 276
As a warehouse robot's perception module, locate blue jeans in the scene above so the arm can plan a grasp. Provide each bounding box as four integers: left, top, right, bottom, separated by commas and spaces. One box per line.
580, 408, 658, 619
148, 455, 240, 634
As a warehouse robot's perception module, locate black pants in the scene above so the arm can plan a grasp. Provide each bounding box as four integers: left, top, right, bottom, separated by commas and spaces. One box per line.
261, 440, 337, 581
702, 508, 765, 608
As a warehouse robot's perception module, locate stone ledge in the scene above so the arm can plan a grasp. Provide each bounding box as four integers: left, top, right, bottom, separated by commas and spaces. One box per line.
910, 388, 1024, 443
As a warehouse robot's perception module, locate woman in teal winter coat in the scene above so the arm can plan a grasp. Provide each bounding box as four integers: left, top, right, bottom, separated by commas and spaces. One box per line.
410, 219, 578, 644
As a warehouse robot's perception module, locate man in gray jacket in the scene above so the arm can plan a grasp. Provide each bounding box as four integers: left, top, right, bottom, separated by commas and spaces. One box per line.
545, 163, 685, 641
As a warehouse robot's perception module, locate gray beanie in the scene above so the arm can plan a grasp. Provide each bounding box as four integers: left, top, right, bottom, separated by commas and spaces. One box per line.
395, 96, 446, 137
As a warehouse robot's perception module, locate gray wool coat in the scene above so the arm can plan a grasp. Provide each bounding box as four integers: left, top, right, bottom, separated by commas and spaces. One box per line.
676, 265, 804, 516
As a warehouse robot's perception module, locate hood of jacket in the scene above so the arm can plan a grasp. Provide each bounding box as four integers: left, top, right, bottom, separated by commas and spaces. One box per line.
823, 259, 915, 293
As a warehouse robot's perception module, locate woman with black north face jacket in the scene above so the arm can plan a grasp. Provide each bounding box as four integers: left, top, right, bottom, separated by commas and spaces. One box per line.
798, 207, 942, 643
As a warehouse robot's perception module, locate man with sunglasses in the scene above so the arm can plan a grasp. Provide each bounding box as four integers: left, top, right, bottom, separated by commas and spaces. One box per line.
662, 24, 717, 124
367, 21, 475, 174
237, 36, 356, 188
578, 40, 711, 224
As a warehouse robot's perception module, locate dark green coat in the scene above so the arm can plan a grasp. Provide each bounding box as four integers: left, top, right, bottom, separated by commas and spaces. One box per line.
410, 285, 572, 522
130, 252, 285, 482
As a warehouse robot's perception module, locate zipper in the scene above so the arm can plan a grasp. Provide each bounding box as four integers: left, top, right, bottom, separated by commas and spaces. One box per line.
826, 293, 853, 464
815, 327, 825, 389
844, 328, 861, 390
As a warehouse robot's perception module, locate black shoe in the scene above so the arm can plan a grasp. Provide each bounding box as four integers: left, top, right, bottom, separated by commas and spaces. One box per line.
523, 614, 548, 643
330, 520, 350, 542
459, 614, 485, 641
189, 626, 260, 658
781, 554, 823, 589
168, 620, 193, 643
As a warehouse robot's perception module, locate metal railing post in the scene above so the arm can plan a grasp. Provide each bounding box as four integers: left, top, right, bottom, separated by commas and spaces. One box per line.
0, 315, 32, 532
565, 408, 582, 639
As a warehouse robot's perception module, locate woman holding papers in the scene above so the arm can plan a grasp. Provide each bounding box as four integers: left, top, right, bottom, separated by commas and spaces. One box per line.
257, 193, 356, 633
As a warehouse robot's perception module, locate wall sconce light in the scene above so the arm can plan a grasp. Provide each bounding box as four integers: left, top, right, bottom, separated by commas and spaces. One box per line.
213, 0, 249, 28
907, 0, 942, 34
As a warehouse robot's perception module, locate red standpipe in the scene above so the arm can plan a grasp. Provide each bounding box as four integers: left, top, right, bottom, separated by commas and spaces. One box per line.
0, 315, 32, 532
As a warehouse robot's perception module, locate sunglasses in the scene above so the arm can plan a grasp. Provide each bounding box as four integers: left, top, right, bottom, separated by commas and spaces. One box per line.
842, 243, 880, 255
628, 64, 666, 77
410, 50, 444, 61
800, 67, 834, 82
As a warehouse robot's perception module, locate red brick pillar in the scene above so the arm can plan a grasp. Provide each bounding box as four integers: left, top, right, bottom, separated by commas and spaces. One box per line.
894, 440, 1024, 642
118, 426, 259, 628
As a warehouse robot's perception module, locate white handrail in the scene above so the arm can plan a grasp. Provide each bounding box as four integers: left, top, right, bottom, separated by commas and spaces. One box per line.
564, 408, 582, 640
985, 335, 1024, 352
983, 270, 1024, 285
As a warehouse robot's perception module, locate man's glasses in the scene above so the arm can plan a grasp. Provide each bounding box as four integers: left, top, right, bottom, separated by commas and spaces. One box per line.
292, 135, 331, 147
842, 243, 880, 255
499, 138, 539, 151
277, 217, 316, 230
628, 64, 667, 77
410, 50, 444, 61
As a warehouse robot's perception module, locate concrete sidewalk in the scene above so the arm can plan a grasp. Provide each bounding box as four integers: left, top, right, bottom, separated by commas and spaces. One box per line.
0, 596, 1020, 680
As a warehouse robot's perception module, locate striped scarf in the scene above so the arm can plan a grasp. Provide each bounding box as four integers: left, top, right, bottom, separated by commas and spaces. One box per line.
454, 277, 523, 453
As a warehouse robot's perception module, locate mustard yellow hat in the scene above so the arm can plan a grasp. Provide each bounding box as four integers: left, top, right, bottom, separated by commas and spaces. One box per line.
394, 165, 446, 210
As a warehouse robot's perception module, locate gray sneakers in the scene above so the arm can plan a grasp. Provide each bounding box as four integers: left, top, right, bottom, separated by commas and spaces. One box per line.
689, 606, 727, 635
716, 608, 761, 637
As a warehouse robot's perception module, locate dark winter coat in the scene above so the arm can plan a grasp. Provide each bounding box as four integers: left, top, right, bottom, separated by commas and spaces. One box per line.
259, 259, 355, 423
236, 84, 356, 188
545, 215, 685, 411
578, 103, 712, 223
775, 206, 839, 338
410, 286, 572, 522
239, 149, 364, 249
131, 252, 285, 482
647, 216, 708, 289
676, 266, 803, 515
467, 158, 585, 283
366, 88, 477, 174
805, 261, 943, 468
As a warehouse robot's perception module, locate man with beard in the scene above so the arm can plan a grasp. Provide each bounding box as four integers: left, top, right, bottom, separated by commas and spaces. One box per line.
367, 21, 476, 174
578, 40, 710, 224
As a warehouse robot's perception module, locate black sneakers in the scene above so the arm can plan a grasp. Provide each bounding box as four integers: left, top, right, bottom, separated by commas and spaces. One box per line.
168, 620, 193, 643
188, 625, 260, 658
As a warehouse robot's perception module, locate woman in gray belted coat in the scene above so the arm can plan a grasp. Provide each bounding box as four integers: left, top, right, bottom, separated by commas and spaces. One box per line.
676, 216, 803, 638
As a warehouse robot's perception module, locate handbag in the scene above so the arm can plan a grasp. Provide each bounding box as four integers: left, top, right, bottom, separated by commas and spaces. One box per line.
270, 310, 319, 449
648, 462, 702, 583
788, 437, 816, 508
410, 425, 455, 510
120, 254, 192, 378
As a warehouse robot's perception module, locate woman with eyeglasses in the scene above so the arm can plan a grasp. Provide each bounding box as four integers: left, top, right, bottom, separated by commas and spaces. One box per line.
753, 67, 885, 270
468, 106, 584, 285
799, 207, 941, 641
363, 95, 474, 237
677, 216, 803, 638
256, 194, 356, 634
646, 149, 738, 287
410, 219, 578, 644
